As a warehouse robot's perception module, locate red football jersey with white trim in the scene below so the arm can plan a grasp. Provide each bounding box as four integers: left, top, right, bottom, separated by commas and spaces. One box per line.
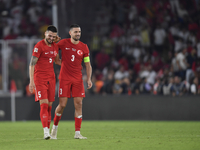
32, 39, 59, 82
57, 38, 90, 81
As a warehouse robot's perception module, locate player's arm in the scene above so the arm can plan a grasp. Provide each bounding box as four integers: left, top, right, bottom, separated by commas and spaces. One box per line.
54, 54, 61, 66
54, 35, 61, 43
84, 56, 92, 89
29, 56, 38, 93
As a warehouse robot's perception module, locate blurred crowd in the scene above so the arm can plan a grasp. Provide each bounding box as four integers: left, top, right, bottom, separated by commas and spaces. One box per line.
86, 0, 200, 96
0, 0, 52, 92
0, 0, 200, 96
0, 0, 52, 40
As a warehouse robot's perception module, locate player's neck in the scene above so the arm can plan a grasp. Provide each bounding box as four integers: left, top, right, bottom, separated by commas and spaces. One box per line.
71, 38, 79, 45
44, 39, 51, 47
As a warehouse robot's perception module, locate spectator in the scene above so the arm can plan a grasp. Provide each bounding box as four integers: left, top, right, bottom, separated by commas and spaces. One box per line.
114, 65, 129, 81
3, 29, 18, 40
153, 78, 160, 95
176, 48, 188, 79
27, 2, 42, 24
186, 48, 197, 82
101, 71, 115, 95
153, 24, 166, 55
171, 76, 187, 96
192, 58, 200, 78
163, 77, 174, 96
190, 77, 200, 95
131, 77, 142, 95
94, 48, 110, 70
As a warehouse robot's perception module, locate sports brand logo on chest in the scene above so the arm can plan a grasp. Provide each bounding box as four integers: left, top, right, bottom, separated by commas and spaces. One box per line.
44, 46, 56, 57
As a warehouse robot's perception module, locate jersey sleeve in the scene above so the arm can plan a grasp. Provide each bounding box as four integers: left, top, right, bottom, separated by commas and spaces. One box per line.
83, 44, 90, 58
55, 43, 59, 53
32, 42, 42, 58
57, 39, 64, 50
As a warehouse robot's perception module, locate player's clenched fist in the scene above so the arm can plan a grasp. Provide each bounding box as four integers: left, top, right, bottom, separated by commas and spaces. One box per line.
87, 80, 92, 89
29, 82, 35, 93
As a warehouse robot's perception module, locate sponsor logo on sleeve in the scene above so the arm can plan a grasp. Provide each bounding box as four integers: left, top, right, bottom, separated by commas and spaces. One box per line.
66, 48, 70, 50
34, 48, 38, 53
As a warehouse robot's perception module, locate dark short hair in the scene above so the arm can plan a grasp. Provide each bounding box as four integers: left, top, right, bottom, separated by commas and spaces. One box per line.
70, 24, 80, 30
47, 25, 57, 32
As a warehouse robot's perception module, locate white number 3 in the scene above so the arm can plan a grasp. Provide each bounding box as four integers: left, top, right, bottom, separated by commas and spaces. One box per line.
71, 55, 75, 61
60, 88, 62, 95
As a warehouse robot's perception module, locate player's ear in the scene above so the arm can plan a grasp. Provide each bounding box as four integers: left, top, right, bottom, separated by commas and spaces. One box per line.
44, 31, 47, 37
45, 31, 49, 37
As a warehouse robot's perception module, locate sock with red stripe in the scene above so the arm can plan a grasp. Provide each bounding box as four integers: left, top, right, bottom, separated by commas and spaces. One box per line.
53, 113, 62, 126
40, 103, 49, 128
48, 106, 52, 129
75, 115, 82, 131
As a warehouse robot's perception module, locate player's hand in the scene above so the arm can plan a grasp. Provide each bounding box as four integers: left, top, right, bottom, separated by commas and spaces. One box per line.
29, 82, 35, 93
54, 35, 61, 43
87, 79, 93, 89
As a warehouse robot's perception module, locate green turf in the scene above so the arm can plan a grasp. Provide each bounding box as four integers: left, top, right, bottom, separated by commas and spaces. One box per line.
0, 121, 199, 150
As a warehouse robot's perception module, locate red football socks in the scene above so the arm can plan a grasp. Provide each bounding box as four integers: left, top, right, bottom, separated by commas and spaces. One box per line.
75, 117, 82, 131
48, 106, 52, 129
53, 113, 62, 126
40, 103, 49, 128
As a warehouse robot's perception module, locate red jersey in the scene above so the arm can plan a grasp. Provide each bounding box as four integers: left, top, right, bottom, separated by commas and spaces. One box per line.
57, 38, 90, 81
32, 39, 58, 82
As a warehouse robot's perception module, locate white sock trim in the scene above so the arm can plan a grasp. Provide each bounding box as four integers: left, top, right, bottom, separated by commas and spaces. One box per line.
77, 115, 82, 118
43, 127, 49, 133
56, 113, 62, 116
53, 124, 58, 129
75, 131, 80, 134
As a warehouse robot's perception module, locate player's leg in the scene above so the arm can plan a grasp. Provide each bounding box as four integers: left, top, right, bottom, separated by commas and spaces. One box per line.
72, 80, 87, 139
51, 97, 68, 139
73, 97, 87, 139
35, 82, 51, 140
39, 99, 51, 140
47, 102, 53, 129
51, 79, 71, 139
47, 79, 56, 130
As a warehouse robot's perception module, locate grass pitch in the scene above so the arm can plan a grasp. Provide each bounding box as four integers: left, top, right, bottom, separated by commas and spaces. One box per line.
0, 121, 199, 150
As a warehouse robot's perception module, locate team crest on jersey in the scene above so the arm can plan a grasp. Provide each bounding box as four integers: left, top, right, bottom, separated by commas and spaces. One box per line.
34, 48, 38, 53
77, 50, 83, 56
54, 51, 57, 56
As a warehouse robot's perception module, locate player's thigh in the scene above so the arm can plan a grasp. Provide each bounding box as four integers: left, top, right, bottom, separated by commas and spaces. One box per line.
35, 82, 48, 102
48, 79, 56, 102
59, 79, 72, 98
71, 80, 85, 98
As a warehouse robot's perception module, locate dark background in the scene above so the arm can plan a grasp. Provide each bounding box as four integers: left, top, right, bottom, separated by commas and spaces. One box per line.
0, 95, 200, 121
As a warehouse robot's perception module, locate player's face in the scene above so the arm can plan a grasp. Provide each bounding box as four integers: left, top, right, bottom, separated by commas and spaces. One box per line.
69, 27, 81, 41
45, 31, 57, 44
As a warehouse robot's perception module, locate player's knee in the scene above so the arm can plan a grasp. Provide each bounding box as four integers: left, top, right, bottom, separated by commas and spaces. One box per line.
59, 103, 67, 109
75, 101, 82, 108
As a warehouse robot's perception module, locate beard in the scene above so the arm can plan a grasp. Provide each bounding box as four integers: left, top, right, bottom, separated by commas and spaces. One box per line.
46, 38, 52, 44
73, 35, 80, 41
